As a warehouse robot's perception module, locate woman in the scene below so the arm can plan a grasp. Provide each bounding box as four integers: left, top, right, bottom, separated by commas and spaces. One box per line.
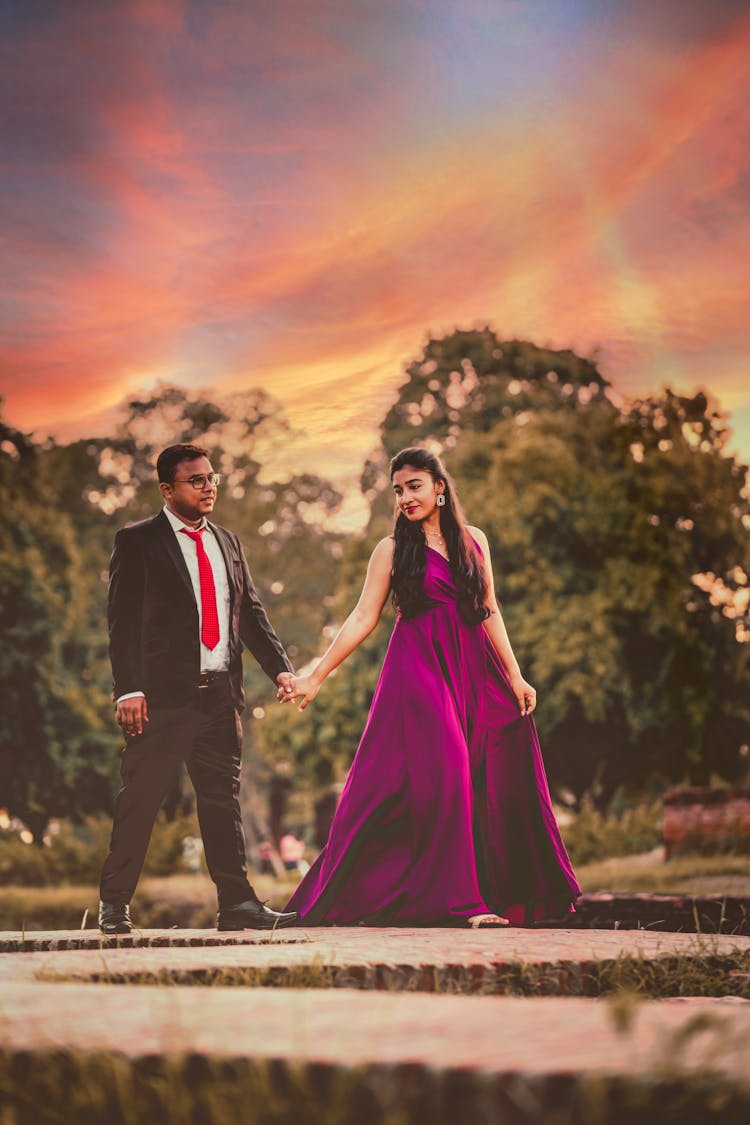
281, 447, 580, 927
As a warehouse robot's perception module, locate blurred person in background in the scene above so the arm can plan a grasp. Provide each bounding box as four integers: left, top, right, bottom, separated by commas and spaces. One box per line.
280, 830, 308, 874
257, 838, 275, 875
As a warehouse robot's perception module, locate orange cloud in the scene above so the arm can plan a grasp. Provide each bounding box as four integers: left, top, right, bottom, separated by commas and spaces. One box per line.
2, 1, 749, 474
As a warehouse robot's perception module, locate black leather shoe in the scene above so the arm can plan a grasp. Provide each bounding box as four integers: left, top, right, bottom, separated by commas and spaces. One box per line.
99, 901, 133, 934
217, 898, 298, 931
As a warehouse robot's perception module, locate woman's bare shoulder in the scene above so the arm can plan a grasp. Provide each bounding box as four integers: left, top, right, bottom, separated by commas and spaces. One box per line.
370, 535, 396, 562
467, 525, 489, 547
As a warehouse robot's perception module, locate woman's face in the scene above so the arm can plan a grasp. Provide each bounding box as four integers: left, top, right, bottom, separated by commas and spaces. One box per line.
391, 465, 444, 521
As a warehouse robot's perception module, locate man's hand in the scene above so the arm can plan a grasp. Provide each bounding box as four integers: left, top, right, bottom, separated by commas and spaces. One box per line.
279, 675, 320, 712
276, 672, 296, 702
116, 696, 149, 737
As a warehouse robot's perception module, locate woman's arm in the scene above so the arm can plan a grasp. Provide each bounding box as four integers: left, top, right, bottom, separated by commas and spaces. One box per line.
283, 536, 394, 711
469, 526, 536, 715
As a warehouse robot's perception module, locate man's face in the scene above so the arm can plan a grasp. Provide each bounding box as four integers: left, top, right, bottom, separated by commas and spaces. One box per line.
160, 455, 218, 524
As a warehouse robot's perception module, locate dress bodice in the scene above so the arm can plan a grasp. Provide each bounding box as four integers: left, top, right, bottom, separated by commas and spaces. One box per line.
422, 546, 459, 607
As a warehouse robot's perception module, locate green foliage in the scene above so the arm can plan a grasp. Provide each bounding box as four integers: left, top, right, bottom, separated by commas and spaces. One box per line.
3, 326, 750, 824
367, 328, 608, 463
0, 814, 205, 886
0, 418, 116, 840
562, 797, 663, 866
361, 328, 610, 526
110, 385, 348, 679
254, 616, 392, 783
0, 386, 345, 835
0, 823, 106, 888
252, 529, 395, 784
452, 388, 750, 798
257, 328, 750, 800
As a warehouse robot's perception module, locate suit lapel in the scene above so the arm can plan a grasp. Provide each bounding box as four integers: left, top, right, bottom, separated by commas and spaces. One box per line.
153, 510, 195, 603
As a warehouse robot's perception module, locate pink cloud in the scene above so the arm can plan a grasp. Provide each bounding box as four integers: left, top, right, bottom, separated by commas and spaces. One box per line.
2, 1, 750, 470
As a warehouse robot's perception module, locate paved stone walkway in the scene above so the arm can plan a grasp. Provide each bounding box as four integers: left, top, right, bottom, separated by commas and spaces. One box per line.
0, 927, 746, 990
1, 925, 748, 984
1, 928, 749, 1121
1, 980, 749, 1075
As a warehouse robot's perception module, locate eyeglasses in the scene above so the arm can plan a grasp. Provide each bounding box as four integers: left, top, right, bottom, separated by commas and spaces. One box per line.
173, 473, 221, 490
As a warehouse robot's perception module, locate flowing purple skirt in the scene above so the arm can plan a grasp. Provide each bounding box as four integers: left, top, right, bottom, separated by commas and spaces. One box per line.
285, 547, 581, 925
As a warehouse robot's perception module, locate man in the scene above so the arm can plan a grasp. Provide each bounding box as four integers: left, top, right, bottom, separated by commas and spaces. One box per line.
99, 443, 298, 933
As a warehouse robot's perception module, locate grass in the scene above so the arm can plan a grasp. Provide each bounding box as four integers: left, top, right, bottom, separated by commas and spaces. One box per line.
0, 873, 300, 932
34, 936, 750, 1000
0, 1051, 407, 1125
2, 1043, 749, 1125
5, 854, 750, 933
577, 851, 750, 896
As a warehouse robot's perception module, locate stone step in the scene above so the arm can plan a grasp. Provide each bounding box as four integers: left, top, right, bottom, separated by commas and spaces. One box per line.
2, 927, 749, 998
1, 982, 749, 1123
3, 925, 749, 957
557, 891, 750, 934
0, 927, 304, 954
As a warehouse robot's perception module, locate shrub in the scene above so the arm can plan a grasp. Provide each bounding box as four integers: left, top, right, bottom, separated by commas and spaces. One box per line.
0, 813, 205, 886
562, 797, 663, 865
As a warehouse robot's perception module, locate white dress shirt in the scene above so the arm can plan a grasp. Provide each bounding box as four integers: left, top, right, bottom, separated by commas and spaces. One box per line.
116, 506, 231, 703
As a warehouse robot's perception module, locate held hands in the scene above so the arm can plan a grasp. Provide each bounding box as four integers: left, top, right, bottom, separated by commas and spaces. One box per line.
276, 672, 297, 702
278, 674, 320, 712
509, 671, 537, 716
276, 670, 320, 712
116, 696, 149, 737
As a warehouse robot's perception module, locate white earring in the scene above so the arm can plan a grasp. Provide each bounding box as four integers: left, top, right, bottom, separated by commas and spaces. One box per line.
436, 493, 446, 507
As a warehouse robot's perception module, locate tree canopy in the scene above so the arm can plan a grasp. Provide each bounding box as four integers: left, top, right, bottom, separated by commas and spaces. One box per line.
0, 387, 346, 838
3, 329, 749, 833
255, 328, 750, 804
0, 415, 114, 840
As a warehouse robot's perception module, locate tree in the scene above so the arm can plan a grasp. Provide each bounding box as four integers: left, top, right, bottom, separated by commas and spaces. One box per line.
0, 385, 349, 835
361, 327, 609, 529
0, 414, 115, 840
109, 384, 348, 691
256, 329, 750, 805
252, 529, 392, 785
454, 389, 750, 800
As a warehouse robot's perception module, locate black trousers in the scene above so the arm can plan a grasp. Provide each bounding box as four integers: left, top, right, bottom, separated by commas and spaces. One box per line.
99, 678, 254, 908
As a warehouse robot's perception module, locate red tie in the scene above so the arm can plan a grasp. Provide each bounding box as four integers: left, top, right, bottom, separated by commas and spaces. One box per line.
180, 528, 220, 650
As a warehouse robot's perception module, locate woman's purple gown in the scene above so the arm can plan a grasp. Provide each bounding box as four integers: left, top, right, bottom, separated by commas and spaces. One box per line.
285, 545, 581, 926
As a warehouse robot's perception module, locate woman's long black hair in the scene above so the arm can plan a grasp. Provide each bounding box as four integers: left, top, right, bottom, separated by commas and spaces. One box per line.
389, 447, 490, 625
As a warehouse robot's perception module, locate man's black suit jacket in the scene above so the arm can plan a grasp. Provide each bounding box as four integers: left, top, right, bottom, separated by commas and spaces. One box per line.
108, 510, 293, 712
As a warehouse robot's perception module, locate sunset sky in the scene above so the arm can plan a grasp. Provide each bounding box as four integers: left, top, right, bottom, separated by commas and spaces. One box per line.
2, 0, 749, 481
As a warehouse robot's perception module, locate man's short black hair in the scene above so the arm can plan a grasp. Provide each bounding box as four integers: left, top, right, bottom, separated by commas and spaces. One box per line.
157, 444, 210, 484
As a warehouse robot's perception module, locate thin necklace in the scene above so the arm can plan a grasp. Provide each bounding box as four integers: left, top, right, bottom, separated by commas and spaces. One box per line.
424, 525, 446, 547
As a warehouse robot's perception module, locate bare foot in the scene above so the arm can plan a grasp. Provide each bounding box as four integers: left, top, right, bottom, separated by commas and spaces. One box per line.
467, 913, 509, 928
